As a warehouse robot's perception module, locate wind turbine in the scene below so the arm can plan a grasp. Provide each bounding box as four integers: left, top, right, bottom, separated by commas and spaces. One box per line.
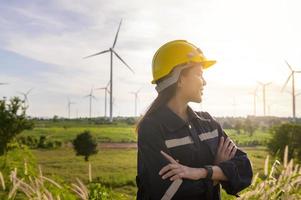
281, 60, 301, 120
83, 19, 135, 123
67, 98, 76, 119
18, 88, 34, 107
232, 97, 237, 117
129, 87, 142, 117
257, 81, 272, 116
267, 102, 276, 116
95, 81, 110, 118
84, 87, 97, 119
249, 86, 259, 116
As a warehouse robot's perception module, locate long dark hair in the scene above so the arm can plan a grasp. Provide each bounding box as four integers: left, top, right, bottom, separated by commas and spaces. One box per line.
135, 66, 191, 133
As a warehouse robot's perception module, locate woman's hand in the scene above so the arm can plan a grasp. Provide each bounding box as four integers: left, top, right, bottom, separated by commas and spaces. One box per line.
214, 136, 237, 165
159, 151, 206, 181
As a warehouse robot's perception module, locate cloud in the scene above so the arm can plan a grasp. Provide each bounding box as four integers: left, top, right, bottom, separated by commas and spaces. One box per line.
1, 0, 301, 117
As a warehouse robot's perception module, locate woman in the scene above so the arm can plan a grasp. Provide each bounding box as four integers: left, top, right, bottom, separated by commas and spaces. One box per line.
135, 40, 253, 200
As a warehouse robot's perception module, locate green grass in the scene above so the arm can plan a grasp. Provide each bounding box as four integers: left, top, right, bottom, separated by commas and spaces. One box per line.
20, 123, 137, 143
226, 129, 272, 146
32, 148, 137, 199
31, 146, 269, 199
20, 121, 270, 146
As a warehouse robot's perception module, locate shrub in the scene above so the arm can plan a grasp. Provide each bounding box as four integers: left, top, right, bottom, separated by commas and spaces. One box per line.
73, 130, 98, 161
0, 97, 34, 155
267, 123, 301, 162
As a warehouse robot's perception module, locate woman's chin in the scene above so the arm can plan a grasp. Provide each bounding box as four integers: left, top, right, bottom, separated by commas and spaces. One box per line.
191, 96, 202, 103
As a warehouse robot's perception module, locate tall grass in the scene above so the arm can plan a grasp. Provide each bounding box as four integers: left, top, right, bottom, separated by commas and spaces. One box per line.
239, 145, 301, 199
0, 163, 130, 200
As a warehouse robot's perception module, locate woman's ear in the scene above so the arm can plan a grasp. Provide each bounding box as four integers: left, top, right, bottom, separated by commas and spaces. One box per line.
177, 76, 184, 88
178, 73, 188, 86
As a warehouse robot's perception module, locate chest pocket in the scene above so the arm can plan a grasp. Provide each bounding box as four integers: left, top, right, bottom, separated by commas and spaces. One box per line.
164, 134, 198, 166
198, 128, 219, 157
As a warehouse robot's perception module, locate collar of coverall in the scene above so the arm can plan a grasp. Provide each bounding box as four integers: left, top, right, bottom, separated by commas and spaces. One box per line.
155, 104, 210, 132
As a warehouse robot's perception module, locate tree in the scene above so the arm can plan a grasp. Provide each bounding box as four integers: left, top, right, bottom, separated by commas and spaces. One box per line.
267, 123, 301, 162
243, 118, 257, 137
0, 96, 34, 155
234, 120, 243, 134
72, 130, 98, 161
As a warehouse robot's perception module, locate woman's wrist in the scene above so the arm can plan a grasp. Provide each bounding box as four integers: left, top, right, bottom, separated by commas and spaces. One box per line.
198, 167, 208, 179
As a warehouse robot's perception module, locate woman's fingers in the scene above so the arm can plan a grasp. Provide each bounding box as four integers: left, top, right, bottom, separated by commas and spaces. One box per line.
160, 150, 178, 164
162, 168, 182, 180
221, 137, 230, 153
159, 163, 179, 175
170, 173, 183, 181
225, 141, 235, 157
230, 145, 237, 158
217, 136, 224, 154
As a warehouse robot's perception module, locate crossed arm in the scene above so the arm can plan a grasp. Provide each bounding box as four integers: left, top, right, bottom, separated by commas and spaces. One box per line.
159, 136, 237, 183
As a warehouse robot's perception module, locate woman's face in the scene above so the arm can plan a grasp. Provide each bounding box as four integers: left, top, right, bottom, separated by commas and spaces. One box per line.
178, 63, 206, 103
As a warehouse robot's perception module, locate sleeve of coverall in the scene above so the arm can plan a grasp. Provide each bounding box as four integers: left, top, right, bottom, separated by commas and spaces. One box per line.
204, 112, 253, 197
137, 117, 207, 200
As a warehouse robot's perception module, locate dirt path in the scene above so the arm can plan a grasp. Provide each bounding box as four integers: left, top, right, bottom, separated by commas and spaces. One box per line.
99, 142, 137, 149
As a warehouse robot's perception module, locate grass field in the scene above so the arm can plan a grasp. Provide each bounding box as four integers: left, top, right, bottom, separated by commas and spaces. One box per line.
31, 146, 269, 199
4, 122, 273, 199
20, 123, 137, 143
19, 122, 270, 146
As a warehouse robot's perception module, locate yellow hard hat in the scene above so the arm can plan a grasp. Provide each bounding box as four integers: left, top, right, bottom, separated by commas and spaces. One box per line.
151, 40, 216, 84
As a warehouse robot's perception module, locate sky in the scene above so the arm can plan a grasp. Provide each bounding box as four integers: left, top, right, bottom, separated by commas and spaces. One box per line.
1, 0, 301, 118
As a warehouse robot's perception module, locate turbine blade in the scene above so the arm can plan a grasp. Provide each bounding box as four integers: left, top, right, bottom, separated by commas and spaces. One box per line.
266, 82, 272, 86
281, 74, 292, 92
112, 19, 123, 48
83, 49, 110, 59
295, 71, 301, 73
0, 83, 8, 85
112, 50, 135, 74
106, 80, 110, 88
95, 87, 106, 90
257, 81, 263, 85
137, 87, 143, 93
27, 87, 34, 95
285, 60, 293, 71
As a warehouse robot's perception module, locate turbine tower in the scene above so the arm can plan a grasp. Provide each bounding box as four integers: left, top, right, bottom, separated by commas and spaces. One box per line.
249, 86, 259, 116
84, 87, 97, 119
95, 81, 110, 118
257, 81, 272, 116
281, 60, 301, 120
83, 19, 135, 123
130, 87, 142, 117
67, 98, 76, 119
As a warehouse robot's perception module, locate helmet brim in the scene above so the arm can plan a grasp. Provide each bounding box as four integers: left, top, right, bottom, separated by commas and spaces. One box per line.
151, 60, 216, 84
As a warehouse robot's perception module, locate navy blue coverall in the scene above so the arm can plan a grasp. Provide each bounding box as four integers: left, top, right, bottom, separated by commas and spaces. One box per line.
136, 104, 253, 200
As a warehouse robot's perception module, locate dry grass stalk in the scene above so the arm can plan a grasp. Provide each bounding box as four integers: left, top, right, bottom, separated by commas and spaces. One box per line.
284, 145, 288, 168
88, 162, 92, 183
239, 145, 301, 199
264, 155, 269, 176
0, 171, 5, 191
